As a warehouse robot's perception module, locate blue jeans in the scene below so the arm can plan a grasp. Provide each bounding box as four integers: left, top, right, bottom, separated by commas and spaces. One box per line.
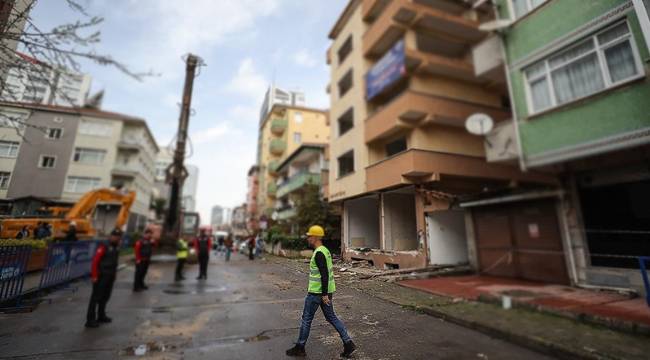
297, 294, 351, 346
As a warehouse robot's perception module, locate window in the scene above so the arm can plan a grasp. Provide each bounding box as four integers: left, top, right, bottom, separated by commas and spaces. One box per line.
338, 70, 353, 98
386, 137, 407, 157
79, 120, 112, 137
0, 141, 19, 157
294, 112, 303, 124
73, 148, 106, 165
338, 108, 354, 137
294, 132, 302, 144
0, 172, 10, 189
510, 0, 548, 19
338, 151, 354, 178
524, 22, 643, 114
46, 128, 63, 139
65, 176, 101, 193
338, 36, 353, 65
39, 155, 56, 168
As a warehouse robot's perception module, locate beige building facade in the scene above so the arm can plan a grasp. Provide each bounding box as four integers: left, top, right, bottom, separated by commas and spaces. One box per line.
257, 104, 329, 218
328, 0, 555, 270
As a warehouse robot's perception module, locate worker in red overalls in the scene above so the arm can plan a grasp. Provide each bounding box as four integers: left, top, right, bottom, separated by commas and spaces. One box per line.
193, 229, 212, 280
85, 228, 121, 328
133, 228, 154, 292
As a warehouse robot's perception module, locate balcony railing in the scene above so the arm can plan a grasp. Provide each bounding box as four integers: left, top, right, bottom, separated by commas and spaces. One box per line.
269, 139, 286, 156
268, 160, 280, 175
365, 90, 510, 144
275, 207, 297, 221
267, 182, 277, 197
363, 0, 484, 59
365, 149, 557, 192
277, 172, 321, 198
270, 117, 288, 136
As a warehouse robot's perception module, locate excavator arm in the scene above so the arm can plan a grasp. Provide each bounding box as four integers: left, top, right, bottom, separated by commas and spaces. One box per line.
65, 188, 136, 227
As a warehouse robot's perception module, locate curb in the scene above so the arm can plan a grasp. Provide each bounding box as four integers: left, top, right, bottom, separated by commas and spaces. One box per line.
413, 304, 608, 360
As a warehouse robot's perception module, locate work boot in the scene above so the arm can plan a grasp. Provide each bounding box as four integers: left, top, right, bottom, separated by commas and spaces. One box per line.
84, 320, 99, 328
98, 316, 112, 323
285, 344, 306, 357
142, 285, 149, 290
341, 340, 356, 358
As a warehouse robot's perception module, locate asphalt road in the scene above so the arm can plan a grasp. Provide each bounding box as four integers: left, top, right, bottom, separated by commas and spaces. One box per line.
0, 252, 554, 359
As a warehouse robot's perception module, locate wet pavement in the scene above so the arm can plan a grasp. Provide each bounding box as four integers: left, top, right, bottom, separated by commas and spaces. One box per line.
0, 253, 554, 359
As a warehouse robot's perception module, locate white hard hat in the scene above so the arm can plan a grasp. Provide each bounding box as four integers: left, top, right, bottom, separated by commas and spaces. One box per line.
70, 221, 77, 226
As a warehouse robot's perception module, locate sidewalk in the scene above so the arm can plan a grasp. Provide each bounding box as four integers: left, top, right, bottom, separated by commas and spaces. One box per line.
400, 275, 650, 332
279, 257, 650, 360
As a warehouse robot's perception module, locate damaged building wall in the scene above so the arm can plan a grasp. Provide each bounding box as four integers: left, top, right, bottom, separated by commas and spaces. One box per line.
426, 210, 468, 266
383, 193, 418, 251
345, 197, 380, 249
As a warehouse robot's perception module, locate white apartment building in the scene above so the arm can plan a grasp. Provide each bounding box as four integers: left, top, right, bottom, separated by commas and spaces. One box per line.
1, 52, 92, 107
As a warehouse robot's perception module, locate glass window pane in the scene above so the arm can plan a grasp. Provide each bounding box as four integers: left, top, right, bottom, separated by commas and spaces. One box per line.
530, 77, 552, 111
605, 40, 638, 83
512, 0, 528, 18
525, 61, 547, 79
549, 39, 595, 68
597, 22, 629, 46
551, 53, 604, 104
531, 0, 546, 8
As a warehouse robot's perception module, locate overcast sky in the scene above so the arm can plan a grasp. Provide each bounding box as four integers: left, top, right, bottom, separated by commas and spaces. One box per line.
31, 0, 348, 223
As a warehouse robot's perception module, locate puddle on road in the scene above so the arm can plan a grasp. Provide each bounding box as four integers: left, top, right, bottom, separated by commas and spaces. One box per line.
163, 286, 227, 295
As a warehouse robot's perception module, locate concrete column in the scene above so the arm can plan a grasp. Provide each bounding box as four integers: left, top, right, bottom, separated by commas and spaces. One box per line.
414, 190, 428, 261
464, 210, 479, 270
379, 193, 387, 250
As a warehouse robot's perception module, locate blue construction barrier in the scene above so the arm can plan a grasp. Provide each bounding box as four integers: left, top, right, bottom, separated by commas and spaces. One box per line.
639, 257, 650, 308
0, 246, 32, 304
39, 241, 104, 290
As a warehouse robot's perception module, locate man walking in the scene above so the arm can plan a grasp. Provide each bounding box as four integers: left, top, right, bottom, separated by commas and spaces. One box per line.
133, 228, 153, 292
286, 225, 356, 358
175, 237, 189, 281
86, 229, 121, 328
193, 229, 211, 280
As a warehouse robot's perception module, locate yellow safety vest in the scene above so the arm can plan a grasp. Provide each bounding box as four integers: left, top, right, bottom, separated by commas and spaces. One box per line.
177, 238, 189, 259
308, 246, 336, 294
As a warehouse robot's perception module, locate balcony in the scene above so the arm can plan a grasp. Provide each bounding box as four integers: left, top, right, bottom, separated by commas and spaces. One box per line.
111, 166, 138, 179
269, 139, 287, 156
365, 90, 510, 144
277, 172, 321, 198
363, 0, 484, 59
275, 207, 297, 221
362, 0, 391, 21
117, 141, 142, 152
268, 160, 279, 176
270, 117, 288, 136
365, 149, 557, 192
267, 182, 277, 197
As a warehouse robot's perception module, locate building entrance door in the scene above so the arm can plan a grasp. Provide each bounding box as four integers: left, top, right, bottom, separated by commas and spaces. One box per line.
473, 199, 570, 284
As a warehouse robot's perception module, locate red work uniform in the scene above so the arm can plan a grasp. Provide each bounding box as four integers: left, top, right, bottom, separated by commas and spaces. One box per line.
87, 243, 119, 324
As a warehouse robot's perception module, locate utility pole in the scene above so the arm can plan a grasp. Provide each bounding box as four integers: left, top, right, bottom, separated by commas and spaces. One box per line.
162, 54, 200, 248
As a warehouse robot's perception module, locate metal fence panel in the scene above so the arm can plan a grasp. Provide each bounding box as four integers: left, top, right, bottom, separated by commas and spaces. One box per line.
0, 246, 31, 303
39, 241, 105, 290
639, 257, 650, 307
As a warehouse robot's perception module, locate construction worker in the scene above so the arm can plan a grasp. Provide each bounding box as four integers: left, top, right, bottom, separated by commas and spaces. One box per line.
175, 237, 189, 281
193, 229, 212, 280
85, 228, 121, 328
133, 228, 153, 292
286, 225, 356, 358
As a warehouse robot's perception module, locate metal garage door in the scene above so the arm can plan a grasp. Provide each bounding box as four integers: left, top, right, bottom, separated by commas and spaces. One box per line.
473, 200, 570, 284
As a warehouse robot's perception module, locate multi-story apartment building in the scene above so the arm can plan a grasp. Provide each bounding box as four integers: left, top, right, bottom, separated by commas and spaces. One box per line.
273, 144, 328, 223
256, 102, 329, 220
1, 1, 31, 81
211, 205, 225, 230
1, 52, 92, 107
245, 165, 260, 232
0, 101, 158, 234
230, 204, 248, 238
258, 86, 306, 126
327, 0, 554, 270
473, 0, 650, 290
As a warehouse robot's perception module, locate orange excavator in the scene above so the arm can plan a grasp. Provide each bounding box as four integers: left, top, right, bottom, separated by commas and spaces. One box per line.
0, 188, 136, 240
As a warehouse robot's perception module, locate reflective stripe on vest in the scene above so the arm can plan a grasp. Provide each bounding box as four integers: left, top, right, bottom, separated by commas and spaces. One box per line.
308, 246, 336, 294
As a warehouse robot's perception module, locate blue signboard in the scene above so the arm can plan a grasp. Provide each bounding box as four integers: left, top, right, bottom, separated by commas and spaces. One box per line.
365, 40, 406, 100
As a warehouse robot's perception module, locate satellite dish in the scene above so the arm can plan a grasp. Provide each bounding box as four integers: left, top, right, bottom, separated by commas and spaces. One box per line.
465, 113, 494, 136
